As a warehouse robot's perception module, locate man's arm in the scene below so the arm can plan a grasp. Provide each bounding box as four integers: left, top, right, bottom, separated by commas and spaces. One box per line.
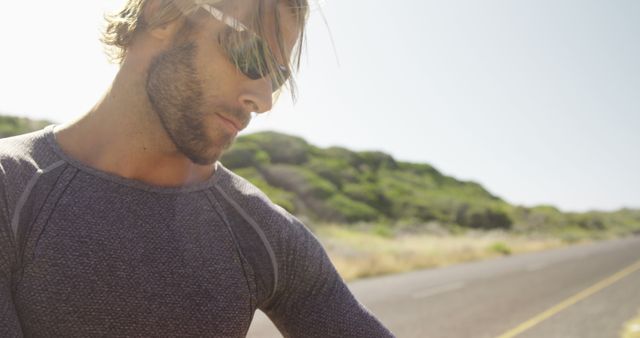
260, 217, 394, 337
0, 264, 22, 337
0, 183, 23, 337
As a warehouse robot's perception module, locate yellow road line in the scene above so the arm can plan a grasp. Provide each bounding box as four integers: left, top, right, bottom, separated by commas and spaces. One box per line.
496, 257, 640, 338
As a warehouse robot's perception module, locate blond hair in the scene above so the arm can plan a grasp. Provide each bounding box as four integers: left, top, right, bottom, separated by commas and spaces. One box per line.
102, 0, 309, 99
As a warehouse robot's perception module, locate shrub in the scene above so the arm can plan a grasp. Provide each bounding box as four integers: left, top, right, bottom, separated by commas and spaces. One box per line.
358, 151, 398, 171
306, 157, 359, 188
342, 182, 392, 215
261, 164, 338, 199
373, 224, 394, 238
488, 242, 512, 255
456, 204, 513, 230
244, 132, 310, 165
221, 141, 270, 169
325, 194, 381, 223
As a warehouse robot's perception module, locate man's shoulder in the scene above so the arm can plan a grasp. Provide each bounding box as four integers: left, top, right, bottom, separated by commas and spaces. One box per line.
0, 126, 54, 168
0, 126, 63, 196
214, 164, 285, 214
213, 163, 302, 230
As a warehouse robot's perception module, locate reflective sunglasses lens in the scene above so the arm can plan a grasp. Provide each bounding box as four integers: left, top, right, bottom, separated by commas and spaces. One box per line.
226, 34, 268, 79
226, 31, 290, 91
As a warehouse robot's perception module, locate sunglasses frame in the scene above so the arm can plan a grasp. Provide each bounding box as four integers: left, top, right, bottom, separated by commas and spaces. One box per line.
197, 4, 290, 92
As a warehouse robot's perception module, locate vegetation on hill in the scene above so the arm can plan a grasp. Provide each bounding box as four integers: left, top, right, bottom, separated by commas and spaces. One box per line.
0, 114, 52, 138
2, 114, 638, 239
221, 131, 640, 238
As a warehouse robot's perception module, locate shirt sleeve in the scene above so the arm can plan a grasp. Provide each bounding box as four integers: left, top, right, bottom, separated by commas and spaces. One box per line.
0, 174, 23, 337
260, 217, 394, 338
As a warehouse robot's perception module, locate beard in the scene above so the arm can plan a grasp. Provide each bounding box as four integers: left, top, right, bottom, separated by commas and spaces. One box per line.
146, 41, 236, 165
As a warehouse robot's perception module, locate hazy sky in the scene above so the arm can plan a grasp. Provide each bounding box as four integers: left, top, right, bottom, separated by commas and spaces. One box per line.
0, 0, 638, 212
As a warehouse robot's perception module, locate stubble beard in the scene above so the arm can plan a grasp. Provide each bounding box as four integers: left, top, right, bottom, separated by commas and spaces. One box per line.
146, 42, 235, 166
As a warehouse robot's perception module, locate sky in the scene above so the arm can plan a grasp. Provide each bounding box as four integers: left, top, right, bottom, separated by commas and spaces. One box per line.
0, 0, 638, 213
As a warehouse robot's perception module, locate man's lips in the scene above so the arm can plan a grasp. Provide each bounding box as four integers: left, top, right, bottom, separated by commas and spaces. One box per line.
215, 113, 245, 132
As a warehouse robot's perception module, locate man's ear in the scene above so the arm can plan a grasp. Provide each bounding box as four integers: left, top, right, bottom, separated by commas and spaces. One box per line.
143, 0, 185, 42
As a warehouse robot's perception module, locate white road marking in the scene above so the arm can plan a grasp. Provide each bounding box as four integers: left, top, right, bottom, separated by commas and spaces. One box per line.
412, 282, 466, 299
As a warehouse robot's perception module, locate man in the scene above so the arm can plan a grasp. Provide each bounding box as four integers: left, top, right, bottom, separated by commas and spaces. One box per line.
0, 0, 394, 336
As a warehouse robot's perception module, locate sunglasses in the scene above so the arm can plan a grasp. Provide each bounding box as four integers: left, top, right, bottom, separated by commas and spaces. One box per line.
198, 4, 290, 92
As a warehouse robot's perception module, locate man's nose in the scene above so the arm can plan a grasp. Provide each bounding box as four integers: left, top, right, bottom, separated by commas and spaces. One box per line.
238, 86, 273, 115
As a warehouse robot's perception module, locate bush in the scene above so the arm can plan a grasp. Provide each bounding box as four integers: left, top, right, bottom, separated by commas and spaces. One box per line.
306, 157, 359, 188
456, 204, 513, 230
325, 194, 381, 223
221, 141, 270, 169
261, 164, 337, 199
488, 242, 512, 255
373, 224, 394, 238
244, 132, 310, 165
342, 182, 392, 215
358, 151, 398, 171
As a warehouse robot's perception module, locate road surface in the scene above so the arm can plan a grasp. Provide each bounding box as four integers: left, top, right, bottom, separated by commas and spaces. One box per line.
247, 235, 640, 337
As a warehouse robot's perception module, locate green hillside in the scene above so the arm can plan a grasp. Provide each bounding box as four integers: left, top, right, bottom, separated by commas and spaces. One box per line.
221, 131, 640, 237
221, 132, 509, 227
2, 114, 639, 238
0, 114, 52, 138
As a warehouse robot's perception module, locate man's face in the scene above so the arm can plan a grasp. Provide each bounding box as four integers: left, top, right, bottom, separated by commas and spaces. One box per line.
146, 0, 300, 165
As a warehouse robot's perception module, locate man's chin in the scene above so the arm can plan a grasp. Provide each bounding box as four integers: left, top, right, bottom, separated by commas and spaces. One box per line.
184, 133, 237, 165
187, 150, 221, 166
223, 135, 237, 150
189, 156, 217, 166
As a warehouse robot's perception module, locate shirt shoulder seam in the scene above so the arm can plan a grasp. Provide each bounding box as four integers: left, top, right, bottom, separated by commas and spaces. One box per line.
212, 184, 279, 301
10, 160, 66, 241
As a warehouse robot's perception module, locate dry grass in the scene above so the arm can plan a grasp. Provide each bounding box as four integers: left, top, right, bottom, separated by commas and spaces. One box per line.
621, 310, 640, 338
313, 225, 567, 281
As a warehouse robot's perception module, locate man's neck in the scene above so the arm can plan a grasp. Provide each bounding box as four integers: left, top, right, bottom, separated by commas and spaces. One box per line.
53, 65, 215, 188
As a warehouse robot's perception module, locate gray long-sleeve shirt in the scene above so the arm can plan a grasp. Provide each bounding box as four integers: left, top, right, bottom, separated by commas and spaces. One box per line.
0, 125, 394, 337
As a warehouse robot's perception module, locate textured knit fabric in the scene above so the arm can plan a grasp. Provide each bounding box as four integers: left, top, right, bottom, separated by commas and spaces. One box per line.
0, 125, 394, 337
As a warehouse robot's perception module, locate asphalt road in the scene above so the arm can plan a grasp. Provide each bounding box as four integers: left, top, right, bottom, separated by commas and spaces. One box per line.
246, 235, 640, 338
